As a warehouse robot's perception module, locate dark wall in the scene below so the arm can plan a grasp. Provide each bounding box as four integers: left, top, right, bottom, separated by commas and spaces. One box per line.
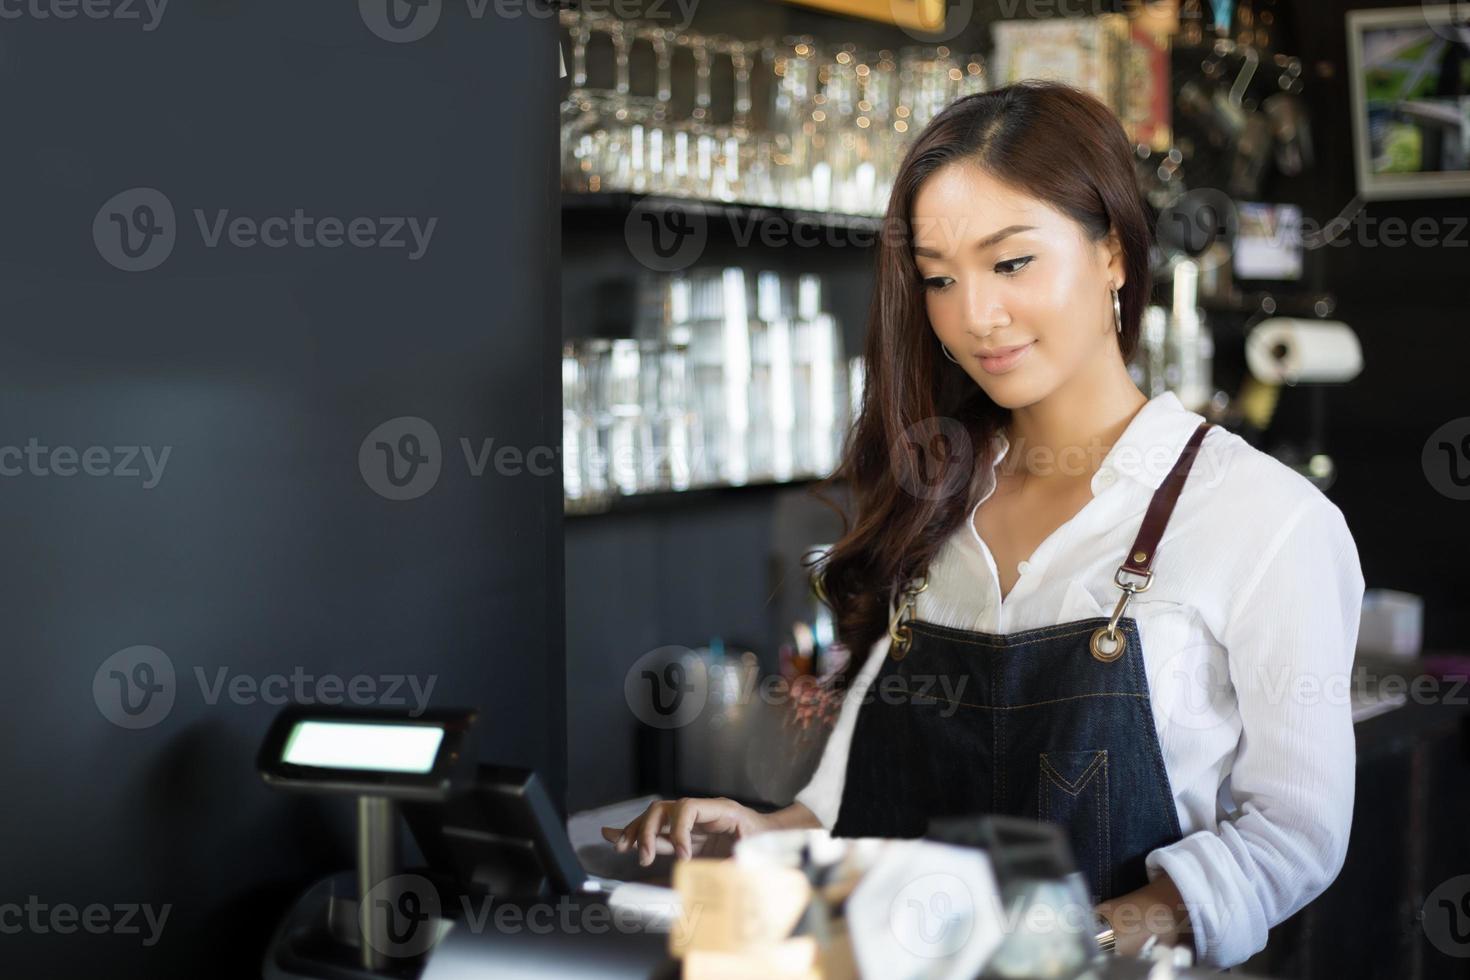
0, 4, 563, 977
1282, 0, 1470, 653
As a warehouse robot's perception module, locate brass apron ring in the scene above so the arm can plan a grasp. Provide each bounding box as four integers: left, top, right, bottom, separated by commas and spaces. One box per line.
887, 574, 929, 661
1089, 566, 1154, 663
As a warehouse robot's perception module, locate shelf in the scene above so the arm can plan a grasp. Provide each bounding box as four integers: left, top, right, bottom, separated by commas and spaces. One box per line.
1196, 289, 1337, 319
564, 475, 837, 518
562, 191, 885, 239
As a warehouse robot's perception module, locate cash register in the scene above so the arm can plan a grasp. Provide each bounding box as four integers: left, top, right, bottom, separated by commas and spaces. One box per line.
256, 706, 673, 979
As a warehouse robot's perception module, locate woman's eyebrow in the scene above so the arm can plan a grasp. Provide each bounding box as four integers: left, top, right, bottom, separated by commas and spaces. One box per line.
913, 224, 1038, 258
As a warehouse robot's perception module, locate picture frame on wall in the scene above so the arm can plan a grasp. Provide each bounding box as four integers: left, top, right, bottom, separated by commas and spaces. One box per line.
990, 15, 1173, 152
776, 0, 947, 33
1346, 5, 1470, 200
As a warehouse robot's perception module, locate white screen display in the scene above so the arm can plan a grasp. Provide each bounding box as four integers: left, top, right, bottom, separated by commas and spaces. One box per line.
280, 720, 445, 774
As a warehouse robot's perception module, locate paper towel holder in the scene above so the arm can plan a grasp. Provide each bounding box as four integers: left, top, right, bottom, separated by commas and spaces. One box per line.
1245, 317, 1364, 387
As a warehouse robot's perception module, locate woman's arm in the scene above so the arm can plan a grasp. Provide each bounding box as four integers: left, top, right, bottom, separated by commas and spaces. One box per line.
1139, 494, 1365, 966
1096, 871, 1193, 956
764, 801, 825, 831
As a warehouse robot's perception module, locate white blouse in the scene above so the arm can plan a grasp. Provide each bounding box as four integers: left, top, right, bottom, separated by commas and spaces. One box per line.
795, 390, 1366, 969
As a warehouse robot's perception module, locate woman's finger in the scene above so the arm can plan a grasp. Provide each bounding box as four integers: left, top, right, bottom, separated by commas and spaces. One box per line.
599, 807, 715, 862
671, 799, 704, 860
636, 801, 670, 866
605, 821, 638, 852
610, 804, 654, 853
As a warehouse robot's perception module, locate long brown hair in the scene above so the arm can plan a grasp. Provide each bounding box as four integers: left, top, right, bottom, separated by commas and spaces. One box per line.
808, 80, 1152, 686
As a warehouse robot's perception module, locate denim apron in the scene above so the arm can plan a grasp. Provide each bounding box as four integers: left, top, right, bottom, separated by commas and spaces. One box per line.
832, 420, 1213, 904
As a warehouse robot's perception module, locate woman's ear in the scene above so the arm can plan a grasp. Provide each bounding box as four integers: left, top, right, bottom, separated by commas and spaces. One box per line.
1103, 227, 1126, 289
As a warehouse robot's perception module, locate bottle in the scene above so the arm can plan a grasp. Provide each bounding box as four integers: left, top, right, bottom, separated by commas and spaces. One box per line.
1165, 259, 1214, 413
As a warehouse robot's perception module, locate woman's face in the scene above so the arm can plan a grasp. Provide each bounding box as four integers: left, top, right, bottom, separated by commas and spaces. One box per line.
910, 162, 1126, 409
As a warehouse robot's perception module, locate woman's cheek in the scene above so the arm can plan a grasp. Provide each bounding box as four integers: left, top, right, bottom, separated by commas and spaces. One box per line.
926, 297, 959, 343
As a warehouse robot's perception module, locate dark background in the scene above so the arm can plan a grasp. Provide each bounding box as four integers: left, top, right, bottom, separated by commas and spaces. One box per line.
0, 3, 562, 977
1286, 0, 1469, 651
0, 0, 1466, 976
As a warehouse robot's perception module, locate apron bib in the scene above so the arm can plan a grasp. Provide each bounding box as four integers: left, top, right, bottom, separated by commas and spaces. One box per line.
832, 420, 1213, 904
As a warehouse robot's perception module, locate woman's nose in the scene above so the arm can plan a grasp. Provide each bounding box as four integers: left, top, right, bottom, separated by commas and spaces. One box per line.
962, 281, 1007, 336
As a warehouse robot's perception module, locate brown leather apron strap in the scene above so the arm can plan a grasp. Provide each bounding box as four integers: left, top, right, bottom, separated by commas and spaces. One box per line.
1119, 419, 1214, 581
1090, 419, 1213, 663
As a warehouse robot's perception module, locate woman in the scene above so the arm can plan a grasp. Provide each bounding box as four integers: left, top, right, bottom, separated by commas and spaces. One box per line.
604, 81, 1364, 968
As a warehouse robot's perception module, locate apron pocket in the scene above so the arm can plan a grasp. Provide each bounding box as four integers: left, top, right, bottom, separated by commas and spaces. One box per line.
1038, 749, 1111, 901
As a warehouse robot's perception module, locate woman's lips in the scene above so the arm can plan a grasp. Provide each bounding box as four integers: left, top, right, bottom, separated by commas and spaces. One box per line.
977, 341, 1035, 374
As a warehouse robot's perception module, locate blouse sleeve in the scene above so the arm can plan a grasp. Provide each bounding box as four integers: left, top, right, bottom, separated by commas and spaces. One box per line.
794, 630, 895, 829
1144, 492, 1366, 967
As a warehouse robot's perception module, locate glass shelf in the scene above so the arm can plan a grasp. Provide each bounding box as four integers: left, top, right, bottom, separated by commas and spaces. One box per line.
1197, 289, 1337, 319
562, 191, 885, 239
564, 475, 837, 518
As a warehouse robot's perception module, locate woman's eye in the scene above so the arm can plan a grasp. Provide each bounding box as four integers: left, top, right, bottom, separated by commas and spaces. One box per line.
996, 256, 1033, 275
921, 276, 953, 292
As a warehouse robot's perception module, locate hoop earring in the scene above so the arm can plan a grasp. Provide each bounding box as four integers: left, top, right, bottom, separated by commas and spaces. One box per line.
941, 343, 959, 364
1110, 285, 1123, 334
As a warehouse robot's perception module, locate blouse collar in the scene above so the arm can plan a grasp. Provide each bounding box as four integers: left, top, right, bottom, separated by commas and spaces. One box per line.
985, 390, 1207, 495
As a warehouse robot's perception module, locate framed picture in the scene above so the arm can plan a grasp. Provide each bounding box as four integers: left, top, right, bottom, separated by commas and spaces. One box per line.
990, 16, 1172, 152
1234, 202, 1305, 283
1346, 5, 1470, 200
776, 0, 948, 33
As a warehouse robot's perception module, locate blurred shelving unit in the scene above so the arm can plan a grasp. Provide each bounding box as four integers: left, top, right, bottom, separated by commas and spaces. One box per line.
564, 475, 835, 518
562, 191, 886, 235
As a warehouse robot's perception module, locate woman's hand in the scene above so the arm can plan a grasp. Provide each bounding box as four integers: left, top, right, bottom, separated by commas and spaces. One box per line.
601, 797, 815, 866
1094, 872, 1193, 957
601, 797, 768, 866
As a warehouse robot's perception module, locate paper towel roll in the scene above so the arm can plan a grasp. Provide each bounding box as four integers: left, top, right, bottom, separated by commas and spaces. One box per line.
1245, 318, 1363, 384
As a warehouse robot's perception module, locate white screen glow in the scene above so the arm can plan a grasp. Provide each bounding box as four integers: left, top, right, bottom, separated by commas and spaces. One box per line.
281, 720, 445, 774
